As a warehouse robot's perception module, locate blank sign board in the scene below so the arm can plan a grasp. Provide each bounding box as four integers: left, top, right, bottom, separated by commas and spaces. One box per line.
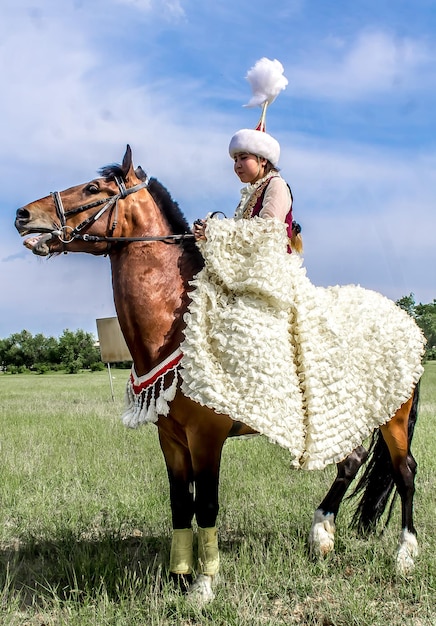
96, 317, 132, 363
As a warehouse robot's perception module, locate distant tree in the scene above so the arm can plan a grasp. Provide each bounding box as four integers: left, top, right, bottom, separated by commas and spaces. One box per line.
396, 294, 436, 359
0, 328, 102, 373
0, 330, 35, 370
0, 337, 9, 369
44, 335, 61, 366
32, 333, 58, 366
58, 329, 101, 373
415, 300, 436, 353
396, 294, 416, 318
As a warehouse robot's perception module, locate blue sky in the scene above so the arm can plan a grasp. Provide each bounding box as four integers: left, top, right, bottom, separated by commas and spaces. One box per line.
1, 0, 435, 338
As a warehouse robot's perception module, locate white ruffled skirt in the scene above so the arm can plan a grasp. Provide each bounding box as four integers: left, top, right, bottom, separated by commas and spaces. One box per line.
180, 217, 425, 470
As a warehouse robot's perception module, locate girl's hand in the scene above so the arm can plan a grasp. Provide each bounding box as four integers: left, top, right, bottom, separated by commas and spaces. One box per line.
193, 219, 207, 241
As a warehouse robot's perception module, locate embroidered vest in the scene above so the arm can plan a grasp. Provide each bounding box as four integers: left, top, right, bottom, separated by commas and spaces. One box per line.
244, 177, 294, 252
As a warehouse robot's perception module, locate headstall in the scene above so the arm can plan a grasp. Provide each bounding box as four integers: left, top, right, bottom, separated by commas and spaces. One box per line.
50, 175, 194, 248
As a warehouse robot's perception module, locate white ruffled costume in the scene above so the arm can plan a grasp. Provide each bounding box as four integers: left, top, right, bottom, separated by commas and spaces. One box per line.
180, 217, 425, 470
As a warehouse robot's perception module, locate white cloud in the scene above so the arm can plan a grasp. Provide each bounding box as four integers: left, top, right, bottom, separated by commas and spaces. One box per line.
288, 30, 436, 101
0, 252, 115, 337
113, 0, 186, 18
1, 3, 435, 339
276, 134, 436, 304
0, 3, 231, 208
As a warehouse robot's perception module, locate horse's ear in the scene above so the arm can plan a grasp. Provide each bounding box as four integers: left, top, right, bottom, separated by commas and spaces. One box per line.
135, 165, 147, 181
121, 145, 135, 180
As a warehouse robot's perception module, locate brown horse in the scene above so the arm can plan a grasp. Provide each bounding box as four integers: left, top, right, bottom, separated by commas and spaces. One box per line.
15, 146, 421, 603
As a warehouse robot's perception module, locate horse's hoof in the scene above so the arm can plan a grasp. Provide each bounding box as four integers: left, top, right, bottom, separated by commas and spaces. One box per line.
309, 510, 335, 557
170, 572, 193, 593
186, 574, 218, 605
396, 530, 418, 576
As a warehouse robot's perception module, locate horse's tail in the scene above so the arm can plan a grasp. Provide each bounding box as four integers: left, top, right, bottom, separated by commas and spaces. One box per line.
349, 381, 420, 534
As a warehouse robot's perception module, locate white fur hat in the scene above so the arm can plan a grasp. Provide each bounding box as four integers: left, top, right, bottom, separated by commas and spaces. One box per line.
228, 58, 287, 168
228, 128, 280, 166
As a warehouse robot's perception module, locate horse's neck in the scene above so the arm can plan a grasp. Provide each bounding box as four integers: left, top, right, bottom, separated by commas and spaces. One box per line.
110, 243, 194, 376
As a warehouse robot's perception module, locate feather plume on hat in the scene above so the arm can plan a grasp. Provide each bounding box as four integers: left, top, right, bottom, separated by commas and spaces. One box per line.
228, 58, 288, 167
244, 57, 288, 108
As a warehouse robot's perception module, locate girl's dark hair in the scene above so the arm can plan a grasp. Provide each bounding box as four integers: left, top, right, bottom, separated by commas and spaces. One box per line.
263, 160, 279, 174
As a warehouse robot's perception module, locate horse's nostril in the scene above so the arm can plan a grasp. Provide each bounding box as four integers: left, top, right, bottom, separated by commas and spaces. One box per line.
16, 207, 30, 221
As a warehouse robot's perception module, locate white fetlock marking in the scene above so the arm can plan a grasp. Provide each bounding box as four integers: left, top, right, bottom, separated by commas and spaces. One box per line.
309, 509, 335, 557
187, 574, 217, 605
396, 529, 418, 575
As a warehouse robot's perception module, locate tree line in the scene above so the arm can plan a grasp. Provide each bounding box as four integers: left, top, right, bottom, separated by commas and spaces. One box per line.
1, 295, 435, 374
0, 329, 104, 374
396, 295, 436, 360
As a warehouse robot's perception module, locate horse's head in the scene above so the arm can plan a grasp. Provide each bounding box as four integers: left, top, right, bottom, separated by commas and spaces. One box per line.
15, 145, 150, 256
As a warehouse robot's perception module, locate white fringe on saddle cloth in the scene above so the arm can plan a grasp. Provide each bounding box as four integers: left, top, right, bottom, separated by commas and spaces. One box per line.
179, 217, 426, 470
122, 349, 182, 427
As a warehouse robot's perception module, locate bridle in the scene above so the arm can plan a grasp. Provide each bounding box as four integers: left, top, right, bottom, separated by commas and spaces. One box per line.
50, 175, 195, 249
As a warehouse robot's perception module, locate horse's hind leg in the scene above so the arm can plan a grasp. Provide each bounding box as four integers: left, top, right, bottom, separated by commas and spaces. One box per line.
380, 394, 418, 574
309, 445, 368, 557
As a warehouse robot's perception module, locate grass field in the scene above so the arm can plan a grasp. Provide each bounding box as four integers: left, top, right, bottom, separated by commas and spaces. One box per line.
0, 363, 435, 625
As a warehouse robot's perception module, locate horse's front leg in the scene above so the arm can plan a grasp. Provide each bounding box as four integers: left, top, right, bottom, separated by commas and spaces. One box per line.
159, 397, 232, 603
158, 422, 195, 589
183, 419, 230, 604
309, 445, 368, 557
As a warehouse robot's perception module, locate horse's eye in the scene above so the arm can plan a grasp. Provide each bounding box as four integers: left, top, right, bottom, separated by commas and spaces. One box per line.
87, 183, 100, 194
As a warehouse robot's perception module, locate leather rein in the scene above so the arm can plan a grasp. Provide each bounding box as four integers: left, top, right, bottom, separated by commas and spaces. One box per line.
50, 175, 195, 249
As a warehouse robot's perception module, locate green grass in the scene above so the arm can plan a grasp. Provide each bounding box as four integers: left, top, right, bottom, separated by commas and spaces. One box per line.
0, 365, 435, 625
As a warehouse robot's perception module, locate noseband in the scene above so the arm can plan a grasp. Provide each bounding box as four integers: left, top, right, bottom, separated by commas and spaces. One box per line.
50, 175, 194, 248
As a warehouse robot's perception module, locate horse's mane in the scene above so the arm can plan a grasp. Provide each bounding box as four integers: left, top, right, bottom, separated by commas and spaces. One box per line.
148, 178, 192, 235
99, 164, 191, 234
99, 164, 203, 267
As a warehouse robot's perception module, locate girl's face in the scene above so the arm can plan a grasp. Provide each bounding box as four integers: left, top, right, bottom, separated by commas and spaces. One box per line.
233, 153, 267, 184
